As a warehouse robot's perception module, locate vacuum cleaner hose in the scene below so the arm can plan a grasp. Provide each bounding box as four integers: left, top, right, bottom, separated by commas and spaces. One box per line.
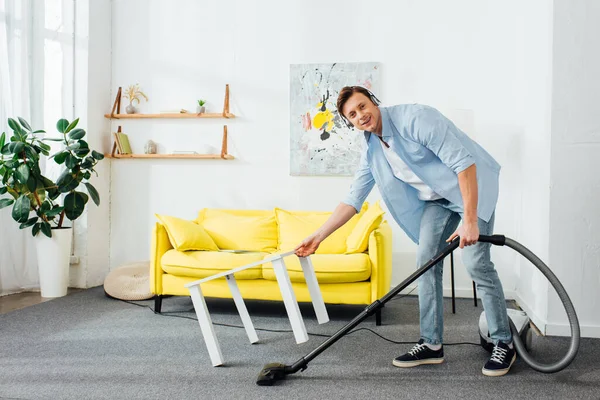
497, 237, 580, 373
256, 234, 580, 385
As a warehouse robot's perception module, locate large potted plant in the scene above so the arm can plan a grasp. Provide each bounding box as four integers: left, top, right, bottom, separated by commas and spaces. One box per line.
0, 117, 104, 297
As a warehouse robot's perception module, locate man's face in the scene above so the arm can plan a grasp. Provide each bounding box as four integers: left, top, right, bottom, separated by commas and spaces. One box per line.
342, 92, 380, 132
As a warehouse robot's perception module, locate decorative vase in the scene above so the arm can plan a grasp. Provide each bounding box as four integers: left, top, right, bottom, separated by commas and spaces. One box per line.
196, 105, 205, 114
35, 227, 73, 298
126, 103, 136, 114
144, 140, 157, 154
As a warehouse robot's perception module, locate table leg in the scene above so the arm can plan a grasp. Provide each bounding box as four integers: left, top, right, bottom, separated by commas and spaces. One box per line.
271, 257, 309, 344
299, 256, 329, 324
188, 284, 224, 367
226, 274, 258, 344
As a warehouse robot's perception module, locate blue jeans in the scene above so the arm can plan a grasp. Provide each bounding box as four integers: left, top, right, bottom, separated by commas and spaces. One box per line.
416, 198, 512, 346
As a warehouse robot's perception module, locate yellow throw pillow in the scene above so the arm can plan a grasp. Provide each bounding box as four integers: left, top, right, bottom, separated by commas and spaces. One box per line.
275, 204, 368, 254
345, 201, 385, 254
155, 214, 219, 251
200, 210, 278, 252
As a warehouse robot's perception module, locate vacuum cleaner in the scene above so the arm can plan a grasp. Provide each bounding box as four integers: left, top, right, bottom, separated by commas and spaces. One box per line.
256, 234, 580, 386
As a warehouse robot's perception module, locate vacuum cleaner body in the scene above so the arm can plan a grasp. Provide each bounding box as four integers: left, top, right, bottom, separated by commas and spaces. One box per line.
479, 309, 532, 352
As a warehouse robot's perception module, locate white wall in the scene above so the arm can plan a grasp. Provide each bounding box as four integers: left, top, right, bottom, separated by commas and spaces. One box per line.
513, 0, 554, 333
547, 0, 600, 337
107, 0, 554, 302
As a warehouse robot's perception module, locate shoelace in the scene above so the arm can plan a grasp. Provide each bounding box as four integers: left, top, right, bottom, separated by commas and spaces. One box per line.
490, 345, 509, 363
408, 343, 427, 356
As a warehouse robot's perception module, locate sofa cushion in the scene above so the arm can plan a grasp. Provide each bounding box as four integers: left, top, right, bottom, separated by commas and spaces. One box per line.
161, 250, 268, 280
155, 214, 219, 251
275, 204, 368, 254
346, 201, 385, 254
261, 253, 371, 283
196, 209, 278, 252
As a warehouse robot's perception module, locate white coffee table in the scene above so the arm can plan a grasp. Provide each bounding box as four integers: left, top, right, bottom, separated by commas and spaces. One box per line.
184, 250, 329, 366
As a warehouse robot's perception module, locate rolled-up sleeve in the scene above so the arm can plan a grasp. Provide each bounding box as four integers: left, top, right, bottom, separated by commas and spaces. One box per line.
409, 106, 475, 174
342, 146, 375, 213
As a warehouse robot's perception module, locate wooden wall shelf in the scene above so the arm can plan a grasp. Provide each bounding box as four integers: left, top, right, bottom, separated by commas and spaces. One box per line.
106, 84, 235, 160
106, 154, 234, 160
104, 112, 235, 119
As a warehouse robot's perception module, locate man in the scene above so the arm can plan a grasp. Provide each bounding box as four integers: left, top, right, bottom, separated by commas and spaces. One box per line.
294, 86, 515, 377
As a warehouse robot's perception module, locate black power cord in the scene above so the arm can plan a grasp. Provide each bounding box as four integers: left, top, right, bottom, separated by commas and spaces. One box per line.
117, 296, 480, 347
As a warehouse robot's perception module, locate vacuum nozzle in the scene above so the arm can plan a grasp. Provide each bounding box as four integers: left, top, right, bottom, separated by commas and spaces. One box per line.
256, 363, 290, 386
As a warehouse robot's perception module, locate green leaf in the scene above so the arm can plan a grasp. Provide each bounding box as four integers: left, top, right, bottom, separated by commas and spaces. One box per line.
8, 141, 24, 154
46, 206, 64, 217
68, 128, 85, 140
83, 171, 91, 180
20, 216, 38, 229
57, 170, 79, 193
64, 191, 87, 220
27, 176, 37, 193
41, 221, 52, 237
1, 144, 11, 155
32, 222, 41, 237
41, 201, 51, 212
40, 175, 59, 200
38, 142, 51, 151
42, 137, 64, 142
25, 146, 39, 161
0, 198, 14, 209
56, 119, 69, 134
0, 132, 5, 149
81, 157, 93, 169
65, 153, 78, 169
5, 160, 18, 169
12, 196, 30, 223
8, 118, 22, 134
18, 117, 32, 131
15, 164, 30, 184
53, 151, 68, 164
65, 118, 79, 133
67, 142, 81, 151
75, 148, 90, 158
92, 150, 104, 160
32, 129, 46, 134
84, 182, 100, 206
0, 186, 7, 194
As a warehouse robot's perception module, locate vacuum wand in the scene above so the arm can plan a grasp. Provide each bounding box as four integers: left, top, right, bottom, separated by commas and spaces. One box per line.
256, 234, 489, 386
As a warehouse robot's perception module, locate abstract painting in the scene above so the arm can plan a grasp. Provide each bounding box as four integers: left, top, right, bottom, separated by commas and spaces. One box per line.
290, 62, 381, 176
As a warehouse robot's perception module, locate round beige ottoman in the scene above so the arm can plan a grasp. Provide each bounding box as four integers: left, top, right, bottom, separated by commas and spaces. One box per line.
103, 261, 154, 300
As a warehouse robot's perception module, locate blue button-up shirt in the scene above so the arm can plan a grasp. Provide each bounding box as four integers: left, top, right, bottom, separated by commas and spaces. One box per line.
343, 104, 501, 244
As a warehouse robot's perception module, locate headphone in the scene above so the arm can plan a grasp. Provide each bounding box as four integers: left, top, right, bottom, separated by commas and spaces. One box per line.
338, 87, 382, 129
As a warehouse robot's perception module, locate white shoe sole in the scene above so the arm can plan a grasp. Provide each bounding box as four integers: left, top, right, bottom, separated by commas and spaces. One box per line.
393, 358, 444, 368
482, 353, 517, 377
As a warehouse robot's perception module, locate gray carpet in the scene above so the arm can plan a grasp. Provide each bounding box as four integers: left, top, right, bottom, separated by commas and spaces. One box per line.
0, 287, 599, 400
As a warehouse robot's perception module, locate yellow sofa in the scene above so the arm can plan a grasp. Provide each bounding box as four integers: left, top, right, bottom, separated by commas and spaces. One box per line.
150, 203, 393, 324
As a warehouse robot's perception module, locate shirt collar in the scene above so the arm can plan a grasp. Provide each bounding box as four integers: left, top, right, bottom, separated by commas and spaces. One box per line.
380, 107, 392, 139
363, 107, 391, 140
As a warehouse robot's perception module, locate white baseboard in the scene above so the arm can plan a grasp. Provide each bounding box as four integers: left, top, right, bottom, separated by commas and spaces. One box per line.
545, 323, 600, 338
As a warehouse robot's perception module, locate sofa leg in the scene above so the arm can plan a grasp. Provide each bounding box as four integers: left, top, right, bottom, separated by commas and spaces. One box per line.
154, 295, 163, 314
375, 307, 382, 326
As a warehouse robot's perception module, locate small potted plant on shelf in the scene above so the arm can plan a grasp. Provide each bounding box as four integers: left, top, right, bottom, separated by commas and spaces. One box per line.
197, 99, 206, 114
123, 83, 149, 114
0, 117, 104, 298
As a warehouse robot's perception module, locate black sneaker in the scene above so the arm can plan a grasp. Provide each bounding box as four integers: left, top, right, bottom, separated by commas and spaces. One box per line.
393, 339, 444, 368
482, 341, 516, 377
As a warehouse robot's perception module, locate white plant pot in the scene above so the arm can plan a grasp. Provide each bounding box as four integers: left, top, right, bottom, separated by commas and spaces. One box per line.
35, 227, 72, 298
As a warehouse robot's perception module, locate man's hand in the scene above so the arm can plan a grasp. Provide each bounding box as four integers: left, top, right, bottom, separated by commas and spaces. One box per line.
294, 234, 322, 257
446, 221, 480, 249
